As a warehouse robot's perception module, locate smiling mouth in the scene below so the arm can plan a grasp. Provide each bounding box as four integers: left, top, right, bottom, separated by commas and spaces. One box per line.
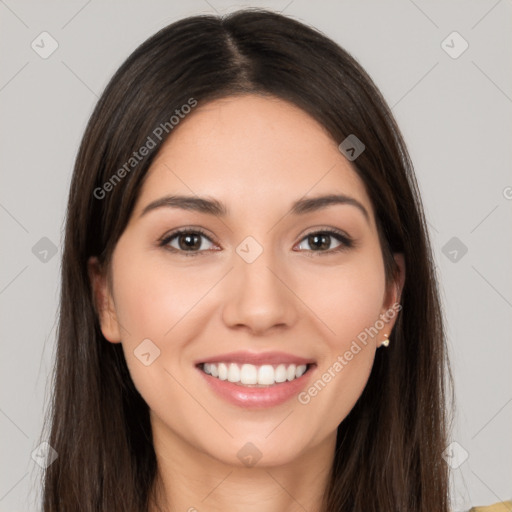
197, 362, 315, 387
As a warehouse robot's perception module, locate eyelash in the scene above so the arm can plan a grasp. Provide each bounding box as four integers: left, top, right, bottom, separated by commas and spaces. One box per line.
158, 227, 354, 258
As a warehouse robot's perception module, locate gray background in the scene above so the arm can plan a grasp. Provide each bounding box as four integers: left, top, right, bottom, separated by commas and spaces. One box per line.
1, 1, 511, 510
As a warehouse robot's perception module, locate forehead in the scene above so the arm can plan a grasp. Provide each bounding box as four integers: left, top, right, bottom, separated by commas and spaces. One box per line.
135, 94, 375, 225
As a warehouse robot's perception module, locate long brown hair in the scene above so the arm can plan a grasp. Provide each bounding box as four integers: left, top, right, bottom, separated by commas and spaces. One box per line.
40, 8, 454, 511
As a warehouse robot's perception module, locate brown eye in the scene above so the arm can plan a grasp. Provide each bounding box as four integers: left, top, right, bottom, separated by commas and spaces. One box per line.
295, 230, 353, 254
306, 233, 332, 251
160, 229, 216, 255
176, 232, 202, 251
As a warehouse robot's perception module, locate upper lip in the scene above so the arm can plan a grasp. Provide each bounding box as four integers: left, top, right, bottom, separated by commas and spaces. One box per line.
196, 351, 316, 366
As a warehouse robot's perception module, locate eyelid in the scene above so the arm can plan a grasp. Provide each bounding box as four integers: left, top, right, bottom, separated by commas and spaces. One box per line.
298, 225, 351, 241
159, 225, 216, 243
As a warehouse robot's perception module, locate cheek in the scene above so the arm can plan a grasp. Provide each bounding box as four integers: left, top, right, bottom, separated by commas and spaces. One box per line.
293, 254, 385, 428
109, 246, 224, 396
299, 254, 387, 347
109, 247, 215, 415
111, 249, 215, 341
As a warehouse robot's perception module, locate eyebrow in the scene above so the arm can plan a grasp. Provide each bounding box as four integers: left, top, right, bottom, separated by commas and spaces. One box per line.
140, 193, 370, 223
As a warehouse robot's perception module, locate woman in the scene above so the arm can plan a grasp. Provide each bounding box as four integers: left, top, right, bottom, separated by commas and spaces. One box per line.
40, 8, 455, 511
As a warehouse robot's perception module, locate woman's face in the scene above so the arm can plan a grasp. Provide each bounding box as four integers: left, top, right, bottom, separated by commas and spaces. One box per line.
90, 93, 404, 468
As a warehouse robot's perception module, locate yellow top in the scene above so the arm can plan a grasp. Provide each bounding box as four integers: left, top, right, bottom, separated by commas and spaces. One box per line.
468, 500, 512, 512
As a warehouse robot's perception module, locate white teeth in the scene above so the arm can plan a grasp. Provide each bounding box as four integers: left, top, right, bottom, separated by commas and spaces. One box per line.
258, 365, 275, 386
296, 365, 307, 378
218, 362, 228, 380
201, 362, 310, 386
227, 363, 240, 383
275, 364, 287, 383
286, 364, 296, 381
240, 364, 258, 384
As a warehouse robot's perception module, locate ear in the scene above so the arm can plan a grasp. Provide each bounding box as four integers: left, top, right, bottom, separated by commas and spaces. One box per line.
379, 252, 406, 337
87, 256, 122, 343
390, 252, 405, 306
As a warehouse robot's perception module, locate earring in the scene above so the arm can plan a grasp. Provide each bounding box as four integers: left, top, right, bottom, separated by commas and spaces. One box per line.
381, 334, 390, 348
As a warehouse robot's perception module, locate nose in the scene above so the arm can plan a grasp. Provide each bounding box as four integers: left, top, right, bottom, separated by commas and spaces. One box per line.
221, 244, 299, 335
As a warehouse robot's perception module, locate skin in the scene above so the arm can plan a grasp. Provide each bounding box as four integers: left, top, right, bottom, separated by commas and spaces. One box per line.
89, 94, 405, 512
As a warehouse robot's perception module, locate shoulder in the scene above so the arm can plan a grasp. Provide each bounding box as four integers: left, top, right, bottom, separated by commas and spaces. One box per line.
467, 500, 512, 512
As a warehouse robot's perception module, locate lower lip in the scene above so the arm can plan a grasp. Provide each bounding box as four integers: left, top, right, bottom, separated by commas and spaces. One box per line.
197, 365, 316, 409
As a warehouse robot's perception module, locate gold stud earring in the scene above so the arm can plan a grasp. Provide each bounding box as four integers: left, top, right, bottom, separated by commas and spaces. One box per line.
381, 334, 390, 348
